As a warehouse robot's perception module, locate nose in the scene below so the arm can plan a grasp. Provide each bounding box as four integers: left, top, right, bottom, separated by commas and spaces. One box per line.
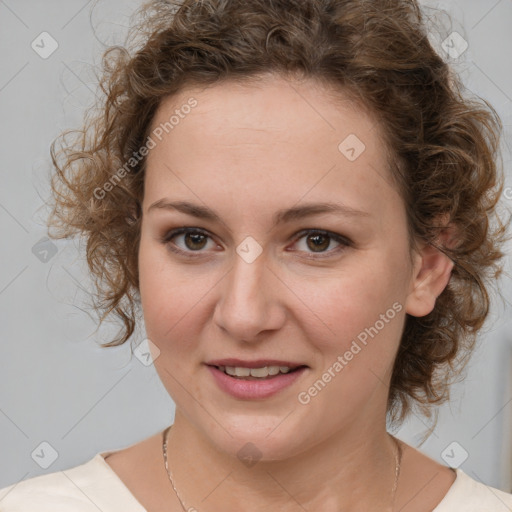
212, 247, 286, 343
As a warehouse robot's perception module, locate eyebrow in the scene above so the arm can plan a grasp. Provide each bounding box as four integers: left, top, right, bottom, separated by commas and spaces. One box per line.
147, 199, 371, 227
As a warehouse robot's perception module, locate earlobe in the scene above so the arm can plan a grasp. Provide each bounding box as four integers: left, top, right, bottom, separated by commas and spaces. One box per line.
405, 227, 456, 318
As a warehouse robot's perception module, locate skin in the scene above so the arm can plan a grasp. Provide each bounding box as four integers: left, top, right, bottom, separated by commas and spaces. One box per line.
105, 73, 457, 511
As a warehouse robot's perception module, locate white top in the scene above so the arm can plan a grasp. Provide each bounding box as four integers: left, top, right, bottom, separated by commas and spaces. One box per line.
1, 447, 512, 511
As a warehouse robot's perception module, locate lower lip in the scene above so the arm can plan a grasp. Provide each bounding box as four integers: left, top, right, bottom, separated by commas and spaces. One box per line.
206, 365, 307, 400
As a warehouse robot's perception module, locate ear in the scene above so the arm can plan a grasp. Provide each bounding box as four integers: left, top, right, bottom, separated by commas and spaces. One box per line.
126, 201, 142, 226
405, 217, 457, 318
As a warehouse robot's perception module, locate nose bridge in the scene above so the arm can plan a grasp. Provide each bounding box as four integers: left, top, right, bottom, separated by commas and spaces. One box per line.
214, 244, 283, 341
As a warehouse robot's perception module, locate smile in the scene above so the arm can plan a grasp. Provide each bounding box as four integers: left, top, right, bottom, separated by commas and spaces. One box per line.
217, 365, 296, 379
206, 363, 308, 399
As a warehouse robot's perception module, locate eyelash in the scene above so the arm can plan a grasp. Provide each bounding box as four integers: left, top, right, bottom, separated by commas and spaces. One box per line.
160, 227, 352, 260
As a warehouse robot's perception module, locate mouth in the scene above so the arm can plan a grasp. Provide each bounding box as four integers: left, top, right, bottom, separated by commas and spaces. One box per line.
205, 359, 309, 399
211, 364, 307, 380
205, 359, 308, 379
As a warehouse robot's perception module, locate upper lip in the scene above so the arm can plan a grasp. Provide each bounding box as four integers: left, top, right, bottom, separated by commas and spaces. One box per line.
205, 359, 307, 369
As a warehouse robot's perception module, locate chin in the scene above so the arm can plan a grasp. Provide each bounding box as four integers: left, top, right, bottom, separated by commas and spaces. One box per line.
199, 414, 315, 463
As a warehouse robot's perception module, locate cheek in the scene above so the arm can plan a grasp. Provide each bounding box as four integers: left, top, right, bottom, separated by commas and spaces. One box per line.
138, 239, 207, 401
138, 236, 186, 342
292, 261, 405, 354
138, 235, 216, 357
292, 265, 406, 421
138, 239, 167, 328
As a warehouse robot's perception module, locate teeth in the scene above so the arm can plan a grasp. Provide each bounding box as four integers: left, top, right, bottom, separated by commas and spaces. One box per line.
219, 365, 295, 378
250, 367, 270, 378
225, 366, 251, 377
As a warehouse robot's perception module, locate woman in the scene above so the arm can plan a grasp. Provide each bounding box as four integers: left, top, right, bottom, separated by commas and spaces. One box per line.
1, 0, 511, 510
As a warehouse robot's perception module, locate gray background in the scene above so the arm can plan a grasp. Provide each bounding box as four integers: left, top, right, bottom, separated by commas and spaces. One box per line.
1, 0, 511, 494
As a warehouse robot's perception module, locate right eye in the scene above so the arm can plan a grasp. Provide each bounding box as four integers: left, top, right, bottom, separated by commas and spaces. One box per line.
161, 227, 220, 258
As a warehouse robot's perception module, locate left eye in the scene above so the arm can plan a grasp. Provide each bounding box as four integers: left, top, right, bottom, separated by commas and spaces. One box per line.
161, 228, 351, 258
290, 229, 351, 258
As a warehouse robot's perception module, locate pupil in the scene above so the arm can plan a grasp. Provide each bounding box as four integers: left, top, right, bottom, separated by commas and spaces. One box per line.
307, 234, 329, 252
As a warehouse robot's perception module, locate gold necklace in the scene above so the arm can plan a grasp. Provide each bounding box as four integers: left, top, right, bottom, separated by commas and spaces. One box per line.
163, 425, 403, 511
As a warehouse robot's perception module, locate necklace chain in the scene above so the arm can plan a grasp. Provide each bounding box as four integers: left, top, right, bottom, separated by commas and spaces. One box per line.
163, 425, 403, 511
162, 426, 189, 512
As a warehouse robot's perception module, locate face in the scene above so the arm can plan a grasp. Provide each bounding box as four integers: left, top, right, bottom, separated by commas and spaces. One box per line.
138, 73, 427, 460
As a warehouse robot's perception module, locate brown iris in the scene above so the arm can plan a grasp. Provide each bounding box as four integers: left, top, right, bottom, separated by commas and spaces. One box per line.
306, 233, 330, 252
184, 232, 208, 251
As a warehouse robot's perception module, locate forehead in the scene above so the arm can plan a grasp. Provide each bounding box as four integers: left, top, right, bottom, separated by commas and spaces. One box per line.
144, 75, 400, 222
150, 75, 382, 148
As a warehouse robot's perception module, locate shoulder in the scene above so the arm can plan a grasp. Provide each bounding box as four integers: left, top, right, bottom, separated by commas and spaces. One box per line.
0, 453, 146, 512
396, 441, 512, 512
434, 469, 512, 511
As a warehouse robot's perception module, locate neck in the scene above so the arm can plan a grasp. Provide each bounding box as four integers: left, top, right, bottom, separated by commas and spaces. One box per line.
166, 411, 399, 512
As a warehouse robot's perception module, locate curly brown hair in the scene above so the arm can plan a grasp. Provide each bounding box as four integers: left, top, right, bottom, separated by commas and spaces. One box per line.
48, 0, 511, 423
